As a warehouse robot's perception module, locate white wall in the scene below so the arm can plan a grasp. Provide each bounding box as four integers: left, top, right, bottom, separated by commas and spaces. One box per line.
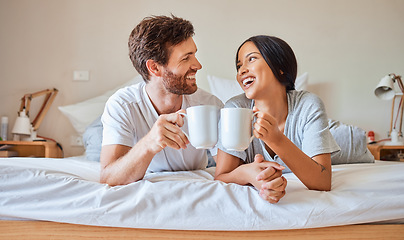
1, 0, 403, 156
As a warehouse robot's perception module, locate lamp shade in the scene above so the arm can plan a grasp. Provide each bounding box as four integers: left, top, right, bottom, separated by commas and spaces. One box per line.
11, 109, 31, 135
375, 75, 395, 100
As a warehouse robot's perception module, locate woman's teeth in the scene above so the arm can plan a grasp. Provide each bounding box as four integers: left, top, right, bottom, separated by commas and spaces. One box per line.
242, 77, 255, 86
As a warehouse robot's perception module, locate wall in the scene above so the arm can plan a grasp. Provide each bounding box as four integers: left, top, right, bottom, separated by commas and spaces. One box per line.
1, 0, 403, 157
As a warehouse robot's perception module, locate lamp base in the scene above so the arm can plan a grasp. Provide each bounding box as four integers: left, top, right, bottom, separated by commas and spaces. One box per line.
18, 130, 43, 142
383, 140, 404, 146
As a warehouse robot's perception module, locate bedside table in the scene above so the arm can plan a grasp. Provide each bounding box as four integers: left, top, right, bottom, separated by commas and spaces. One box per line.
0, 141, 63, 158
367, 143, 404, 161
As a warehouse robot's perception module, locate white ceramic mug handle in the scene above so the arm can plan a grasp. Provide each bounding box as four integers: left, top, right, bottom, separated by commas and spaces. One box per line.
249, 111, 259, 143
178, 112, 190, 139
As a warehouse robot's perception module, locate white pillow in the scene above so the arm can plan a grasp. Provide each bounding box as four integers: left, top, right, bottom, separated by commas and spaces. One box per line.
59, 75, 143, 134
207, 75, 244, 104
207, 72, 309, 103
295, 72, 308, 91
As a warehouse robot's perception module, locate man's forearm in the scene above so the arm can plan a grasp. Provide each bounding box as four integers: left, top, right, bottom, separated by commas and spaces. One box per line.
100, 139, 156, 186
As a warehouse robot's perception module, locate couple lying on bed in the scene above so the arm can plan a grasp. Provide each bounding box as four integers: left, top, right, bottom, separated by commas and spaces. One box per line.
99, 15, 341, 204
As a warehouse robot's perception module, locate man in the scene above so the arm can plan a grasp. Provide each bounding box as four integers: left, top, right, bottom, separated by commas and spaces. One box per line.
100, 15, 223, 186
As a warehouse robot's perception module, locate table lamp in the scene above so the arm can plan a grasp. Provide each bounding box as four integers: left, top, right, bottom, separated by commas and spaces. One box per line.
374, 73, 404, 145
11, 88, 58, 141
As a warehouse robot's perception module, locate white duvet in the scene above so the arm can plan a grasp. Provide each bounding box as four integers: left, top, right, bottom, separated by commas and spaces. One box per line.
0, 157, 404, 230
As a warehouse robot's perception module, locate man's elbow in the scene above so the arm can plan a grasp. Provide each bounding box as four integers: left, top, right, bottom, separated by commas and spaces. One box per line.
99, 171, 116, 186
100, 169, 143, 186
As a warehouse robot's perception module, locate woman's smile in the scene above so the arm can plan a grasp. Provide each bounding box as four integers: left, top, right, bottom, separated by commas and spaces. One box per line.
241, 76, 256, 89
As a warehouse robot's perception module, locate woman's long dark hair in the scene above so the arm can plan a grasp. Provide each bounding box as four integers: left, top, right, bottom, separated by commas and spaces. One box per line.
236, 35, 297, 91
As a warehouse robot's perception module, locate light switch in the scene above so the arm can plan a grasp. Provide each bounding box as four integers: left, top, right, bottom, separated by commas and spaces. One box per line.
73, 70, 89, 81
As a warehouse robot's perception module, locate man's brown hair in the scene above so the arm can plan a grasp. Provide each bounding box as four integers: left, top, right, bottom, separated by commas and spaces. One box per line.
128, 15, 195, 82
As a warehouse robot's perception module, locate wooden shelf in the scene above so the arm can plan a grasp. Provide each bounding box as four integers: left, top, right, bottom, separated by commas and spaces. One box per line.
367, 143, 404, 161
0, 140, 63, 158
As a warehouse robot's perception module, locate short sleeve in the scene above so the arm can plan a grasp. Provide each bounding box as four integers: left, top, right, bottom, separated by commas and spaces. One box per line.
298, 94, 340, 157
101, 95, 135, 147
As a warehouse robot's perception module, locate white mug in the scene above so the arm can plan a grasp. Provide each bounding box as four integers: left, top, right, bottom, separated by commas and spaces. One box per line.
220, 108, 258, 151
179, 105, 219, 149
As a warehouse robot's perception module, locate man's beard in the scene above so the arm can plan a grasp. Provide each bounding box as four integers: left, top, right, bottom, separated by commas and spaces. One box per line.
162, 69, 197, 95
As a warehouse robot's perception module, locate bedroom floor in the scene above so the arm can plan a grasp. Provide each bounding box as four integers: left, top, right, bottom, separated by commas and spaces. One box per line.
1, 221, 404, 240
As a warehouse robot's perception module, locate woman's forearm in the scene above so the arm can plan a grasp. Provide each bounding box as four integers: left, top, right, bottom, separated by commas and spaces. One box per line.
215, 163, 264, 189
215, 165, 250, 185
266, 135, 331, 191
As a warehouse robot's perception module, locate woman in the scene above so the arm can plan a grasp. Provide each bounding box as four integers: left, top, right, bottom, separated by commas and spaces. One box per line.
214, 35, 340, 203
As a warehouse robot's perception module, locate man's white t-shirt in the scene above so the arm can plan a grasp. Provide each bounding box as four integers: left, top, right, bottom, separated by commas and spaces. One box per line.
101, 81, 223, 173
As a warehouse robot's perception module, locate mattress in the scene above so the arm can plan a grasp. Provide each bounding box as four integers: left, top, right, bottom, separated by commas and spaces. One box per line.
0, 156, 403, 230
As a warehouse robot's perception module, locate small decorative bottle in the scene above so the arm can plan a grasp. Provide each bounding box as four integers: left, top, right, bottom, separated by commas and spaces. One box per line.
367, 131, 375, 143
1, 116, 8, 141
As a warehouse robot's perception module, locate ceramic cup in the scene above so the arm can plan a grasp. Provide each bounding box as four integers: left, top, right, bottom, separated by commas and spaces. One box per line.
179, 105, 219, 149
220, 108, 258, 151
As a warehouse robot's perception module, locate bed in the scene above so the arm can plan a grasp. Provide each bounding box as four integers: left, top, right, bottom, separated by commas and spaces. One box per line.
1, 156, 404, 239
2, 75, 404, 239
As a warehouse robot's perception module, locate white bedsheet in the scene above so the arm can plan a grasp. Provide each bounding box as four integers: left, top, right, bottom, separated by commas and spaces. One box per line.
0, 157, 403, 230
